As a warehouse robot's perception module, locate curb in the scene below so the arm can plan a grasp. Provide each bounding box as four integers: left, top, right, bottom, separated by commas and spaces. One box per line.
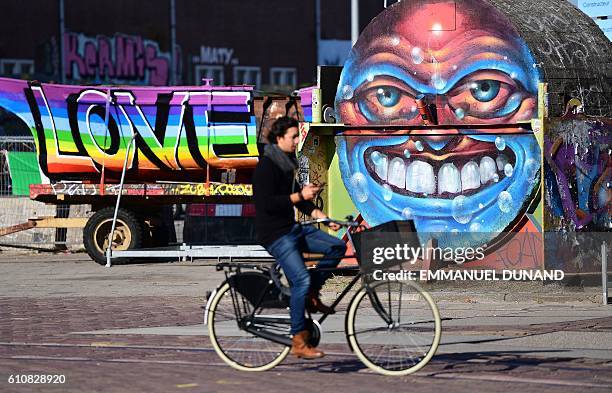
320, 290, 603, 304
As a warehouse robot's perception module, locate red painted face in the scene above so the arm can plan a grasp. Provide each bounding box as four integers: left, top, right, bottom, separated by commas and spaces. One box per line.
338, 1, 537, 130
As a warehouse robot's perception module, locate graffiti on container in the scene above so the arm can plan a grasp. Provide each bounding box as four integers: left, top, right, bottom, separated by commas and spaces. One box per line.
48, 183, 136, 196
209, 183, 252, 196
162, 182, 251, 196
50, 182, 97, 196
0, 78, 260, 181
544, 119, 611, 231
41, 181, 252, 197
172, 183, 208, 196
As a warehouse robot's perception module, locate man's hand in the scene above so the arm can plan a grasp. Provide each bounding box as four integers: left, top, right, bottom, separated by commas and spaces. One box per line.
311, 209, 341, 231
327, 221, 342, 231
300, 184, 321, 201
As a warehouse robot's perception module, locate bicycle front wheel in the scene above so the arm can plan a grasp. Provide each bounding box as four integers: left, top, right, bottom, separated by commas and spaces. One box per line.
207, 282, 290, 372
346, 280, 441, 376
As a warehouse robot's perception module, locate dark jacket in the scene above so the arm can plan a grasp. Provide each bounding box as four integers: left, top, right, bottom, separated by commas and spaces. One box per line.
253, 155, 316, 246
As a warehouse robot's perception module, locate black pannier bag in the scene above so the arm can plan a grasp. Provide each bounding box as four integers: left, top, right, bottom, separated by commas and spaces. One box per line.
350, 220, 420, 275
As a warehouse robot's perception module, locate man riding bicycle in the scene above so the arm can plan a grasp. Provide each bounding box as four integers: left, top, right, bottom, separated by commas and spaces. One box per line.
253, 116, 347, 359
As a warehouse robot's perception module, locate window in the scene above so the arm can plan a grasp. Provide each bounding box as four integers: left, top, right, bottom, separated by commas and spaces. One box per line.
233, 66, 261, 88
195, 65, 224, 86
0, 59, 34, 77
270, 67, 297, 87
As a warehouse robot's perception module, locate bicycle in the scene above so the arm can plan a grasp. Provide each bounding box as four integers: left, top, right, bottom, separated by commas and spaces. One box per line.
204, 217, 441, 376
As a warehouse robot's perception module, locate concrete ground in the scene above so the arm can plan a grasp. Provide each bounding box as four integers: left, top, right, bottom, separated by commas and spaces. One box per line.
0, 252, 611, 393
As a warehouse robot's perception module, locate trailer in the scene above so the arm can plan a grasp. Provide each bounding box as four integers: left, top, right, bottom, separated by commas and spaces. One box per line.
30, 181, 259, 264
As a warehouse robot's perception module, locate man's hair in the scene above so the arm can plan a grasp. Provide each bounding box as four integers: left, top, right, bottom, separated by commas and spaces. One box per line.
267, 116, 299, 144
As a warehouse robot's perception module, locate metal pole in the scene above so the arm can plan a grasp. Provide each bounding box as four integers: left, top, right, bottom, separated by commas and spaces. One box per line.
351, 0, 359, 46
105, 134, 136, 267
315, 0, 321, 64
603, 241, 608, 305
170, 0, 177, 85
58, 0, 65, 83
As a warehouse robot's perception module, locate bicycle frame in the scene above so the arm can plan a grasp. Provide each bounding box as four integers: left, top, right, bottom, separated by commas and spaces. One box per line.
217, 260, 395, 346
211, 219, 398, 345
219, 263, 294, 347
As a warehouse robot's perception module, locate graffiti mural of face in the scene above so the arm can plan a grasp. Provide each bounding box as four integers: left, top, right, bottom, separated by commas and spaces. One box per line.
335, 0, 542, 247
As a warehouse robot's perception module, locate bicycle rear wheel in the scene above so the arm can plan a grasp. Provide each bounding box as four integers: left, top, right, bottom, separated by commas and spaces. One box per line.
346, 280, 441, 376
207, 282, 290, 371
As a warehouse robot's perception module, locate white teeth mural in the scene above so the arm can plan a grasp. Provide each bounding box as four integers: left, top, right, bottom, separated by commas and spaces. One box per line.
461, 161, 481, 191
496, 154, 509, 171
438, 163, 461, 194
367, 150, 514, 197
374, 153, 388, 181
388, 157, 406, 188
479, 156, 497, 184
406, 160, 436, 194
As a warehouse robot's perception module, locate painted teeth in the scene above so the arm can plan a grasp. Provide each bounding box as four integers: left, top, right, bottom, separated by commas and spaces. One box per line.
388, 157, 406, 188
461, 161, 480, 191
368, 151, 511, 197
374, 153, 388, 181
496, 154, 509, 171
406, 160, 435, 194
479, 156, 497, 184
438, 163, 461, 194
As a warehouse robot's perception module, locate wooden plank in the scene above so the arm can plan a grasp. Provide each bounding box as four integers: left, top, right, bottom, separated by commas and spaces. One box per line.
0, 217, 88, 237
0, 221, 36, 237
31, 217, 88, 228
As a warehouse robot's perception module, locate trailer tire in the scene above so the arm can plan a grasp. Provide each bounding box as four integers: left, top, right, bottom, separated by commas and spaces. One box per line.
83, 207, 144, 265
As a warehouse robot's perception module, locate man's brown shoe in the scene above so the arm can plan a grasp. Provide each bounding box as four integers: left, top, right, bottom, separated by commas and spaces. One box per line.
306, 290, 335, 314
290, 330, 324, 359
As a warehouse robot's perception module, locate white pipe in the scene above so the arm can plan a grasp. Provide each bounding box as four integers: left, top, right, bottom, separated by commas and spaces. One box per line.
315, 0, 321, 64
170, 0, 177, 85
603, 242, 608, 305
351, 0, 359, 46
59, 0, 65, 83
105, 133, 136, 268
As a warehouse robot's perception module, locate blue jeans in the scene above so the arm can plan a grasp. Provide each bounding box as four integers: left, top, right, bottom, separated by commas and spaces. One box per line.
265, 224, 347, 335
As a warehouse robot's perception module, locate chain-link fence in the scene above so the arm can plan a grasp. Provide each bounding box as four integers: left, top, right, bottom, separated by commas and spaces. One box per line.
0, 136, 90, 251
0, 136, 38, 197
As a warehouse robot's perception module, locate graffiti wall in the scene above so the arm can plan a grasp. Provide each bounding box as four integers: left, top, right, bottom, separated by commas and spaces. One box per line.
64, 32, 180, 86
333, 0, 543, 262
543, 117, 611, 275
545, 118, 611, 232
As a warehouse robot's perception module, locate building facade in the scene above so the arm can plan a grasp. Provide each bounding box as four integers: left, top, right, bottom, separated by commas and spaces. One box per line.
0, 0, 386, 90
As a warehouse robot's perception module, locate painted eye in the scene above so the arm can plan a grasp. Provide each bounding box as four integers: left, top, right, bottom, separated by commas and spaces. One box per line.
447, 71, 534, 120
354, 81, 420, 124
470, 80, 500, 102
376, 86, 401, 107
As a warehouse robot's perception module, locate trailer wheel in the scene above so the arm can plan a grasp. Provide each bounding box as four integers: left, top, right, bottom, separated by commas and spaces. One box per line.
83, 207, 143, 265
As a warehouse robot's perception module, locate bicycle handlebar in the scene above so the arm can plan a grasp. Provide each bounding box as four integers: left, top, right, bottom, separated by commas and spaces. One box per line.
300, 216, 360, 228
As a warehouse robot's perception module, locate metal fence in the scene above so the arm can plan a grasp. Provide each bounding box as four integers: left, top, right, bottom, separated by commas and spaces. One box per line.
0, 136, 91, 251
0, 136, 37, 197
